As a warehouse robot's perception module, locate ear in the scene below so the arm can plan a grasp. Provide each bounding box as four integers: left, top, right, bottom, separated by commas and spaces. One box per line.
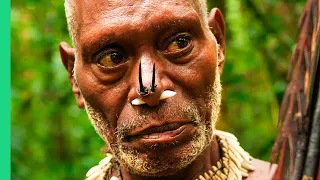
59, 42, 84, 108
208, 8, 225, 74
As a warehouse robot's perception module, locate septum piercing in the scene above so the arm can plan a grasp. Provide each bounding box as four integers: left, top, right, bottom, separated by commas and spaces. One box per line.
137, 61, 149, 96
137, 62, 157, 96
150, 64, 157, 92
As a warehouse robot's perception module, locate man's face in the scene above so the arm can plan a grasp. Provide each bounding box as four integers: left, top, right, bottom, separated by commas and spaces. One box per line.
67, 0, 223, 176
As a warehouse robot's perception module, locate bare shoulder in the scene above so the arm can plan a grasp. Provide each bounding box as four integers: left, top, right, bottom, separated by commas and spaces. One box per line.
246, 158, 277, 180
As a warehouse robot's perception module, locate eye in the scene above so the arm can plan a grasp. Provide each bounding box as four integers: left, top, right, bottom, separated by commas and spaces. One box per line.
162, 33, 194, 59
98, 51, 125, 68
167, 36, 190, 52
165, 33, 192, 53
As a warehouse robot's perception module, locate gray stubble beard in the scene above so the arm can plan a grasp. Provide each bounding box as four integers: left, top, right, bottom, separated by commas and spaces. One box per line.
82, 66, 222, 176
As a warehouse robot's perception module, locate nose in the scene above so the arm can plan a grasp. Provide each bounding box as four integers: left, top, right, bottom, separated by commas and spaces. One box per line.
135, 60, 162, 106
127, 56, 175, 107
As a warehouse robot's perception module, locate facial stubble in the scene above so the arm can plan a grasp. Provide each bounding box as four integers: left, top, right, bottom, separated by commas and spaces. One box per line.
82, 65, 222, 176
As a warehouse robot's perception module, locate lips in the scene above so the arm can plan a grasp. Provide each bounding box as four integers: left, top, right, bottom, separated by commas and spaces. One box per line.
122, 122, 197, 150
125, 123, 187, 141
140, 125, 185, 139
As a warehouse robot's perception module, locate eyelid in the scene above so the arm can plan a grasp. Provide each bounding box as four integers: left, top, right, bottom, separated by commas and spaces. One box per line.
93, 46, 127, 63
159, 32, 192, 51
161, 33, 194, 60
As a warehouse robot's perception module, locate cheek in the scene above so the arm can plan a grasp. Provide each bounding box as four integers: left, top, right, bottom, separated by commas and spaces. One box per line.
75, 63, 130, 129
168, 47, 217, 99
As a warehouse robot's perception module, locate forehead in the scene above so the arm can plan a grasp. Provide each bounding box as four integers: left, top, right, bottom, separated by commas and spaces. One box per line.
75, 0, 200, 19
76, 0, 199, 12
74, 0, 202, 39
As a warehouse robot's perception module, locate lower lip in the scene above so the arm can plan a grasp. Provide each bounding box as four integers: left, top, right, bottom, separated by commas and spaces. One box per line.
123, 123, 196, 150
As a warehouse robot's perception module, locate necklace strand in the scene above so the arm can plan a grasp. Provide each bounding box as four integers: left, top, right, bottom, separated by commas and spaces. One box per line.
196, 130, 255, 180
85, 130, 255, 180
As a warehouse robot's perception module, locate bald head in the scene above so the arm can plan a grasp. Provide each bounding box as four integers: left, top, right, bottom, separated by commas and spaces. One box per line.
64, 0, 208, 48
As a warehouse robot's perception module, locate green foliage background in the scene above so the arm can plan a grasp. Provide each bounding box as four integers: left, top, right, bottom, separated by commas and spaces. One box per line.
11, 0, 306, 179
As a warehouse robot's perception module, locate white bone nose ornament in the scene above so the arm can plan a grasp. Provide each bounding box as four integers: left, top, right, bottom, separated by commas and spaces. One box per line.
131, 90, 177, 105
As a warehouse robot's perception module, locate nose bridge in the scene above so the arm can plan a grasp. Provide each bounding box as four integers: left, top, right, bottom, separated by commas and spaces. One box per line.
140, 53, 157, 86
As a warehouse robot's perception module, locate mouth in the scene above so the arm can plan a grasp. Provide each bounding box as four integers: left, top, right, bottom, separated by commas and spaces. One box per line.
124, 123, 187, 141
122, 122, 197, 150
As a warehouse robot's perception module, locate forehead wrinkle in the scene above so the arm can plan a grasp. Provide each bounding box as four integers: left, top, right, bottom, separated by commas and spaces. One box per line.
80, 1, 197, 28
65, 0, 207, 49
76, 0, 202, 36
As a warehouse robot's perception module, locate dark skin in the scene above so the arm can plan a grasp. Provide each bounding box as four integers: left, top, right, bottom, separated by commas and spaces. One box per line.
60, 0, 276, 179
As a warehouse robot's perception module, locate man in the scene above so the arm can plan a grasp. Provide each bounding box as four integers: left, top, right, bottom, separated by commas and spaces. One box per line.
59, 0, 276, 179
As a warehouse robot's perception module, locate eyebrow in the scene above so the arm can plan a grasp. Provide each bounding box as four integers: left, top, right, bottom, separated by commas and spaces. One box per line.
79, 11, 201, 59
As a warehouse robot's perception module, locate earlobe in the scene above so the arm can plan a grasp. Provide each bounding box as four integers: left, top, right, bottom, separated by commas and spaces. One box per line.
59, 42, 84, 109
208, 8, 226, 74
217, 48, 225, 75
72, 80, 85, 108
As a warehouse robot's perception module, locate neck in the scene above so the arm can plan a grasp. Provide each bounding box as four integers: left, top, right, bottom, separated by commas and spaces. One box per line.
120, 136, 222, 180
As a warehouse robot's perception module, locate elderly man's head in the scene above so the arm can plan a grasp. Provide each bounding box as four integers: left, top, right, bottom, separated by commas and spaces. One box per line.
60, 0, 225, 176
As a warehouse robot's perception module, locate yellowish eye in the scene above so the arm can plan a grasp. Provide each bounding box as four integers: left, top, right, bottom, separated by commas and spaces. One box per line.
98, 52, 124, 67
166, 36, 191, 53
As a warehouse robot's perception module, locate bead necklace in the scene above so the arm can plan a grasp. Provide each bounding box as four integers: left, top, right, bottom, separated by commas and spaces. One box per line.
196, 130, 255, 180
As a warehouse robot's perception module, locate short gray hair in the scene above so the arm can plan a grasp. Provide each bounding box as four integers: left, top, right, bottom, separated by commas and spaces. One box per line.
64, 0, 78, 47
